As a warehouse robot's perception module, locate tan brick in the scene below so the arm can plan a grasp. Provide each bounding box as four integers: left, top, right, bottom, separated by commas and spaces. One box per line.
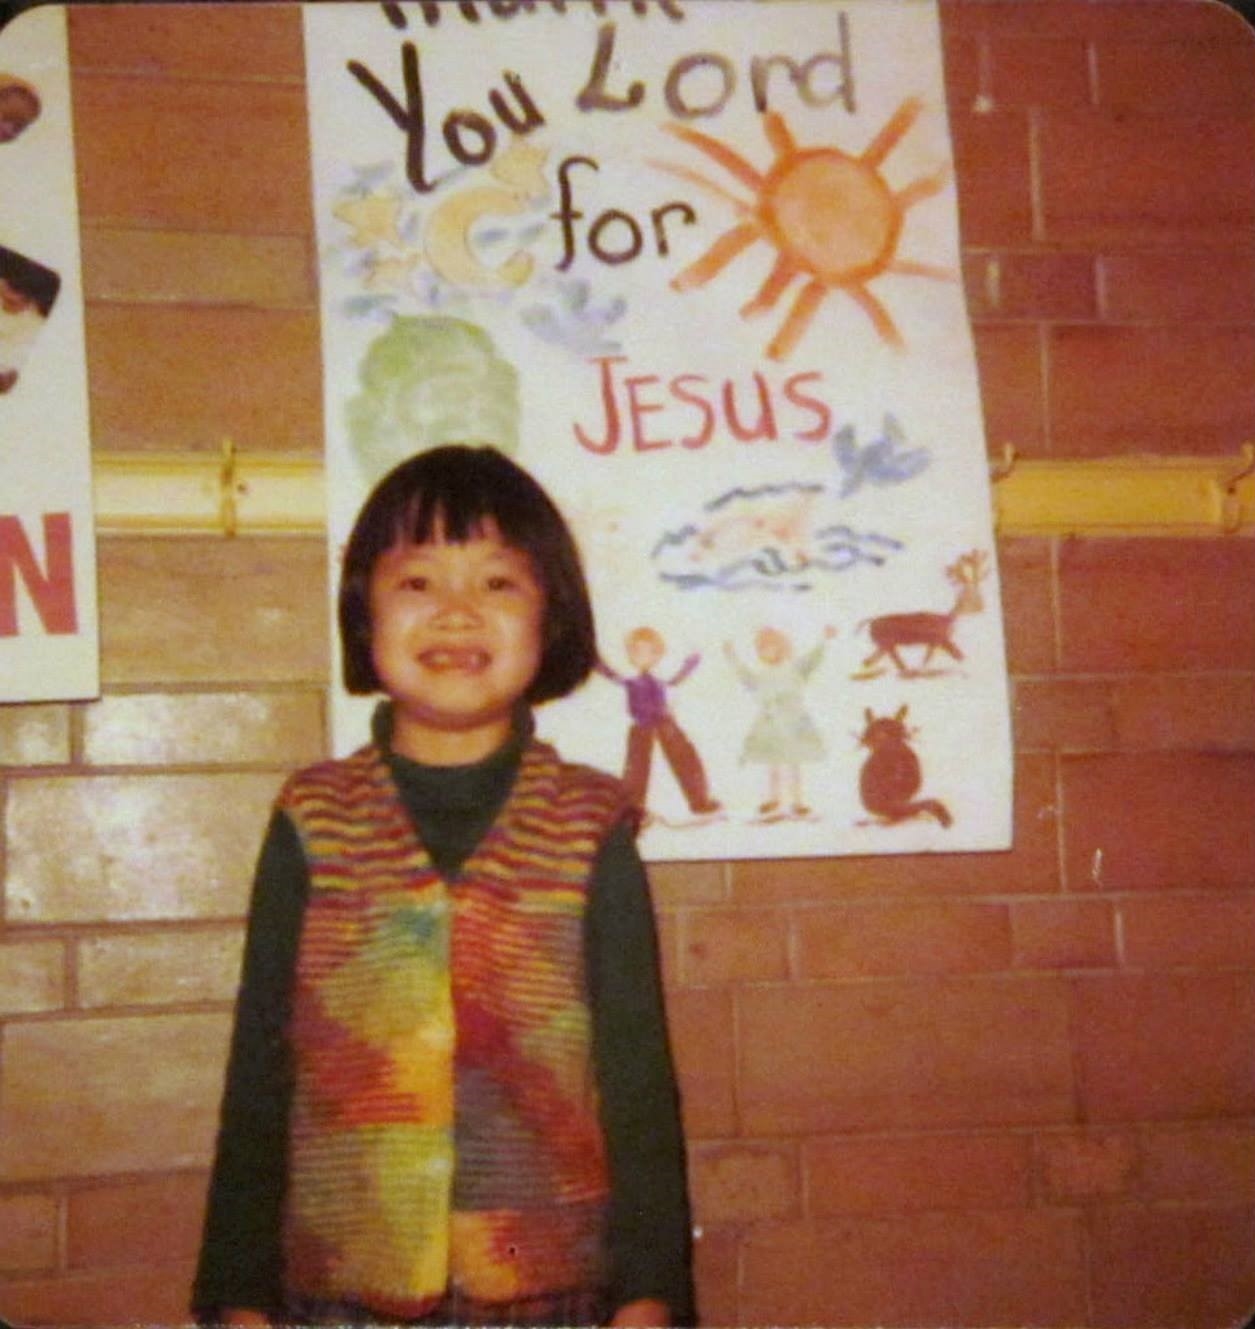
794, 902, 1011, 979
73, 76, 311, 235
1036, 1130, 1138, 1202
98, 539, 330, 687
804, 1132, 1032, 1216
690, 1142, 798, 1225
1089, 1204, 1255, 1327
1062, 753, 1255, 893
77, 929, 244, 1009
0, 1014, 231, 1182
1011, 898, 1116, 970
0, 940, 67, 1015
82, 691, 324, 768
0, 1260, 199, 1325
681, 908, 790, 985
666, 987, 737, 1138
69, 4, 304, 80
738, 979, 1074, 1134
1072, 973, 1255, 1122
82, 228, 314, 308
647, 860, 728, 908
739, 1210, 1087, 1326
1141, 1125, 1255, 1204
1119, 894, 1255, 969
4, 773, 280, 923
87, 305, 322, 454
0, 1192, 58, 1273
67, 1173, 208, 1269
0, 704, 71, 766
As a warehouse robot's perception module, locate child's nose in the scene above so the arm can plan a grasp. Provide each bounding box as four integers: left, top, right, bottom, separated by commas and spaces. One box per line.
432, 587, 482, 623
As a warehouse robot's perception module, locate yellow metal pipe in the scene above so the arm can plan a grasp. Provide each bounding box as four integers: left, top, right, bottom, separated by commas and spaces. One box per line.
91, 443, 1255, 539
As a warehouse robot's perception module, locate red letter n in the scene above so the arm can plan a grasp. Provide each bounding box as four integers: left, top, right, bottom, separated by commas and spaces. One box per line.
0, 512, 78, 636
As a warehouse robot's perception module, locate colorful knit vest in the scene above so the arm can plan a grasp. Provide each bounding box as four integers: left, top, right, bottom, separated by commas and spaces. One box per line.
277, 738, 627, 1317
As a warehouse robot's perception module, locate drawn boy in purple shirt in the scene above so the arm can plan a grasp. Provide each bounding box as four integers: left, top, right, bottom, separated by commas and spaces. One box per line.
598, 626, 721, 823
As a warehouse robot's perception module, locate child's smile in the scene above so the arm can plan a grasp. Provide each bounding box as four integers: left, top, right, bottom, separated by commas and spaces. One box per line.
368, 524, 545, 764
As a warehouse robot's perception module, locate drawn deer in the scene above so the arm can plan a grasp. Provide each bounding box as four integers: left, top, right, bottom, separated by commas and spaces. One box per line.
861, 550, 990, 677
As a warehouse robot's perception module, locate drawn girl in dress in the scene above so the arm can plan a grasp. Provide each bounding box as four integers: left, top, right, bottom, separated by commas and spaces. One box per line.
724, 625, 836, 819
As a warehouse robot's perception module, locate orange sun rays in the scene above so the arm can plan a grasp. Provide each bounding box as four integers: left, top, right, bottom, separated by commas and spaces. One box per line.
653, 99, 953, 360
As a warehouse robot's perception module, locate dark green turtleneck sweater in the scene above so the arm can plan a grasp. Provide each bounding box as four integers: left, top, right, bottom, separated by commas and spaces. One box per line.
192, 715, 693, 1323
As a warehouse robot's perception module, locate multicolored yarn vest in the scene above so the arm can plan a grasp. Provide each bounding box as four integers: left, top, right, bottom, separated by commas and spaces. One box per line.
276, 738, 628, 1318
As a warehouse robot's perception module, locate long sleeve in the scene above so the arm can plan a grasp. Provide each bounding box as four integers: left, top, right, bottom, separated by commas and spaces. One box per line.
586, 823, 695, 1324
191, 810, 307, 1320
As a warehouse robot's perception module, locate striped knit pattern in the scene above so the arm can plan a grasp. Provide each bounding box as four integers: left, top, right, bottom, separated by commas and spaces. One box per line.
277, 738, 627, 1318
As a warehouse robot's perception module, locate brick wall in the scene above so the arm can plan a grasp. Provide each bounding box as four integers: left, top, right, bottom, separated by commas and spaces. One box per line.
1, 2, 1254, 1324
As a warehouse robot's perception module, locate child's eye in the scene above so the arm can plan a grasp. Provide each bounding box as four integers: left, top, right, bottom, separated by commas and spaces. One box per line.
400, 575, 430, 592
485, 574, 516, 592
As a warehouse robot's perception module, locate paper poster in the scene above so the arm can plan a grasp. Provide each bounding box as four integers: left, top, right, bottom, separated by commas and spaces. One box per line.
305, 0, 1012, 860
0, 6, 98, 703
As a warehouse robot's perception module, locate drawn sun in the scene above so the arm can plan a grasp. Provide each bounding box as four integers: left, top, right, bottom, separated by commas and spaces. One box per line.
656, 99, 952, 360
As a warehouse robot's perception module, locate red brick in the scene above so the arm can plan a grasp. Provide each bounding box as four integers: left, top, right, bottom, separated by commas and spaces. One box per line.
1141, 1125, 1255, 1203
972, 323, 1047, 456
950, 110, 1034, 245
0, 1192, 58, 1273
966, 251, 1098, 321
0, 1261, 198, 1325
681, 908, 790, 985
1062, 753, 1255, 893
941, 33, 982, 112
1012, 898, 1117, 970
739, 1210, 1087, 1326
1119, 894, 1255, 968
67, 1173, 208, 1269
1013, 677, 1116, 753
1096, 39, 1255, 115
1036, 1129, 1138, 1201
1040, 112, 1255, 245
731, 754, 1060, 902
1059, 540, 1255, 673
793, 902, 1012, 979
1088, 1204, 1255, 1327
990, 36, 1093, 108
738, 979, 1074, 1134
943, 1, 1240, 42
692, 1225, 738, 1327
1101, 251, 1255, 322
1071, 973, 1255, 1121
689, 1142, 799, 1225
666, 988, 737, 1138
1049, 324, 1255, 456
804, 1133, 1031, 1216
1110, 675, 1255, 752
998, 537, 1056, 675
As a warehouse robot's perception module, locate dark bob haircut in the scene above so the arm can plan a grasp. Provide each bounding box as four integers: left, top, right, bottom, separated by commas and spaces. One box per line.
338, 444, 598, 705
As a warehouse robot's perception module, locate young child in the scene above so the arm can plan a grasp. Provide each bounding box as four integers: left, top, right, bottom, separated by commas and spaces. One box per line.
193, 445, 693, 1327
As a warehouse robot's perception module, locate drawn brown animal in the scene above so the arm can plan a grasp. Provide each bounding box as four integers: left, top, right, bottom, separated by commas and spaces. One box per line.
861, 549, 990, 676
857, 705, 951, 828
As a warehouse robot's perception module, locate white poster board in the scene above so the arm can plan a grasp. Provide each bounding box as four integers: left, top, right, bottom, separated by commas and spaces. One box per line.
306, 0, 1012, 860
0, 6, 98, 704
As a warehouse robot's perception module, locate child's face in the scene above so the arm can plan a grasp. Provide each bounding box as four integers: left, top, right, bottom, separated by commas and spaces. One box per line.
626, 631, 664, 671
368, 522, 545, 764
756, 628, 791, 664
